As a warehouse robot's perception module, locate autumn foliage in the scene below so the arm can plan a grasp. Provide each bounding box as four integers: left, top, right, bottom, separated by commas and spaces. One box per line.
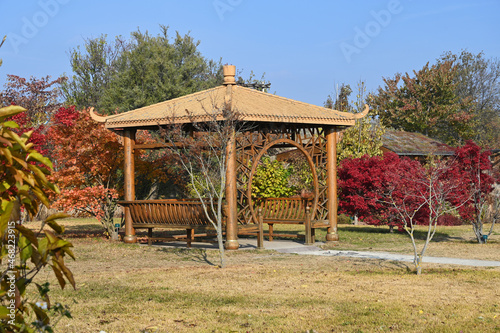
1, 75, 66, 157
448, 141, 495, 242
47, 106, 123, 238
0, 105, 74, 330
374, 61, 475, 145
338, 141, 496, 241
338, 152, 424, 229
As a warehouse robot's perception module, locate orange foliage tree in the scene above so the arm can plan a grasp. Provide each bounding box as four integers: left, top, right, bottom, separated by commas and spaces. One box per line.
47, 106, 123, 239
47, 106, 185, 239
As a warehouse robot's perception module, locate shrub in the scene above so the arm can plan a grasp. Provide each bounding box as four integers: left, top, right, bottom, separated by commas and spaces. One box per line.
437, 214, 463, 226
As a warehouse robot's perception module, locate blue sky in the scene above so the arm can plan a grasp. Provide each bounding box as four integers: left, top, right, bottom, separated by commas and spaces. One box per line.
1, 0, 499, 107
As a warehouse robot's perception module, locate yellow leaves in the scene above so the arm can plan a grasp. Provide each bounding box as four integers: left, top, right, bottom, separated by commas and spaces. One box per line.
0, 200, 13, 239
27, 163, 49, 184
51, 263, 66, 290
44, 212, 71, 234
0, 146, 13, 165
0, 106, 78, 331
51, 254, 76, 290
28, 151, 54, 170
19, 234, 33, 264
3, 128, 29, 151
1, 120, 19, 129
16, 224, 38, 247
0, 105, 26, 121
32, 186, 50, 208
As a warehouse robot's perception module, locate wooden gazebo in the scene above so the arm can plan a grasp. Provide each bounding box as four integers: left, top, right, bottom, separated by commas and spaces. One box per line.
91, 65, 368, 249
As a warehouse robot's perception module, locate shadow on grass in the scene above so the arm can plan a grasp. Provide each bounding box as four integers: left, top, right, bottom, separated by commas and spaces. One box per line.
339, 226, 395, 234
65, 226, 103, 237
26, 220, 106, 239
341, 257, 413, 275
157, 247, 216, 266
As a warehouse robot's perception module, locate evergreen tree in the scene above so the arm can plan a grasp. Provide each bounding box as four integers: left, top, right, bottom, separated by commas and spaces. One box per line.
63, 25, 223, 114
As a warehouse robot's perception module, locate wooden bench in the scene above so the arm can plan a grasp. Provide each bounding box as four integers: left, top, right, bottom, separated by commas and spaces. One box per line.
251, 197, 330, 244
118, 199, 221, 247
119, 199, 265, 248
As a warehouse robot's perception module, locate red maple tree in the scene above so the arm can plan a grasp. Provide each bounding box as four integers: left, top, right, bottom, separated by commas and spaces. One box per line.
338, 152, 425, 231
47, 106, 123, 238
449, 141, 495, 243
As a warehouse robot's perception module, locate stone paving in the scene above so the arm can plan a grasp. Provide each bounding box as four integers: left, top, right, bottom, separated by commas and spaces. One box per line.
147, 238, 500, 267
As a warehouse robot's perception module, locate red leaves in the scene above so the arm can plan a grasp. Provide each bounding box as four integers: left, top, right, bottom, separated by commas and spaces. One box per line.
448, 141, 494, 222
338, 141, 495, 229
53, 105, 80, 127
338, 152, 422, 227
47, 106, 123, 222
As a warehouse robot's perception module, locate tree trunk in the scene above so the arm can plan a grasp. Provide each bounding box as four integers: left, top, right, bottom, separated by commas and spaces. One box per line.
217, 224, 226, 268
415, 255, 422, 275
473, 224, 486, 244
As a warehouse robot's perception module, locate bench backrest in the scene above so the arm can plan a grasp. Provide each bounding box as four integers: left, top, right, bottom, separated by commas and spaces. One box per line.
256, 197, 311, 221
119, 199, 215, 226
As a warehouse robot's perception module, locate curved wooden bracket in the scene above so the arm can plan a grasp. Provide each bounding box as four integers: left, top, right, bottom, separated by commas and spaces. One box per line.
89, 107, 107, 123
352, 104, 369, 119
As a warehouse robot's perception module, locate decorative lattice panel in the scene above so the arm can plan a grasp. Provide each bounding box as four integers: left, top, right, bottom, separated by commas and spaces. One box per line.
235, 124, 328, 224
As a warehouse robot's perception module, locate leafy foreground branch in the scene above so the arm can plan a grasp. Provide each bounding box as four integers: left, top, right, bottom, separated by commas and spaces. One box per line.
0, 105, 75, 332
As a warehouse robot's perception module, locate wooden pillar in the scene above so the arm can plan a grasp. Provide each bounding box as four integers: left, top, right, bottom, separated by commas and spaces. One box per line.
123, 128, 137, 243
225, 128, 239, 250
326, 127, 339, 241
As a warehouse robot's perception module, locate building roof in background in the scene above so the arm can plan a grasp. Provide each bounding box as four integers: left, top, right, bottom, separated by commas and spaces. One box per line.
382, 129, 455, 156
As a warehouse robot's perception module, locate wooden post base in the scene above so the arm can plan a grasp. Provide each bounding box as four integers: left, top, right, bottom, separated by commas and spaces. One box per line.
326, 233, 339, 242
123, 235, 137, 243
224, 239, 239, 250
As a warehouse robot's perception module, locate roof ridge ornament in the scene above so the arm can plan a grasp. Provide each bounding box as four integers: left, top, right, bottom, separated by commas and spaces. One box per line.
352, 104, 369, 119
223, 65, 236, 85
89, 107, 107, 123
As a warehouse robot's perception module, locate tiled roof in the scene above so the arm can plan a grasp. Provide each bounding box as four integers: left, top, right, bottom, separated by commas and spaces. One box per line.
382, 129, 455, 156
96, 85, 364, 129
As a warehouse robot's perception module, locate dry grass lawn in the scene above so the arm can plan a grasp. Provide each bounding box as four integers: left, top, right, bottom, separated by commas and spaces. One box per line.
25, 219, 500, 332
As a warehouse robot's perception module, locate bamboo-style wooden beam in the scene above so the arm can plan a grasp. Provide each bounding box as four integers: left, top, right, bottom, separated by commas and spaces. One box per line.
123, 129, 137, 244
326, 126, 339, 242
225, 128, 239, 250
